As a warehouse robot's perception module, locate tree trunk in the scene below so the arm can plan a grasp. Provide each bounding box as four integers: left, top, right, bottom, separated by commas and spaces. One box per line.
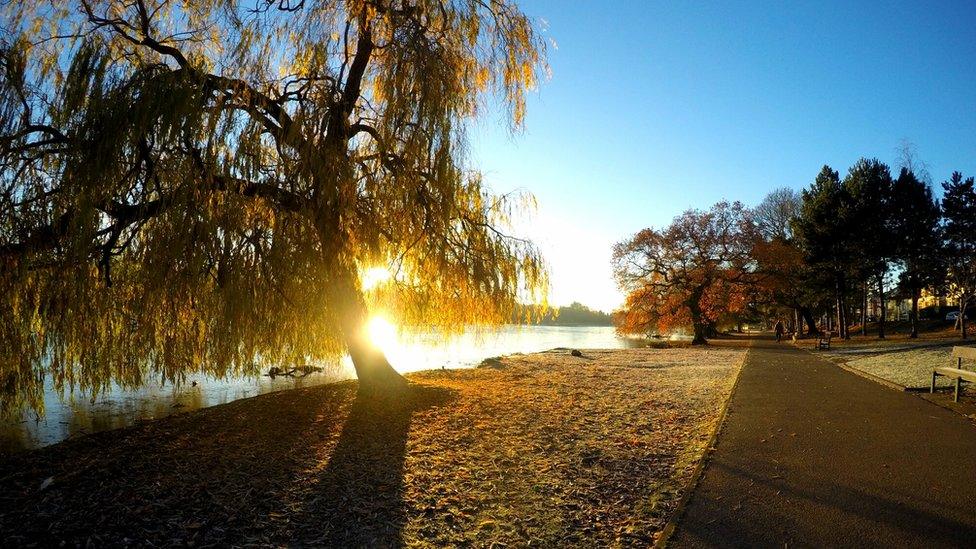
835, 277, 848, 339
910, 290, 919, 339
877, 273, 886, 340
688, 299, 708, 345
313, 106, 407, 395
962, 295, 969, 340
346, 335, 408, 395
800, 307, 819, 336
326, 260, 407, 395
834, 281, 844, 338
861, 280, 868, 336
835, 295, 842, 337
843, 304, 849, 338
839, 275, 852, 339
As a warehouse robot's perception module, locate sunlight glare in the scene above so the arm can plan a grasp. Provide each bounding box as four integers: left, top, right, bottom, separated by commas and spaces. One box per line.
367, 315, 399, 353
360, 266, 392, 291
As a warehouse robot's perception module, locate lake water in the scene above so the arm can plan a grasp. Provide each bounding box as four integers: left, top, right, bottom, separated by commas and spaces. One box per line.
0, 325, 637, 452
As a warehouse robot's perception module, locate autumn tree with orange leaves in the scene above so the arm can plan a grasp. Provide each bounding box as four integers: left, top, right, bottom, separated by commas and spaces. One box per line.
613, 201, 755, 344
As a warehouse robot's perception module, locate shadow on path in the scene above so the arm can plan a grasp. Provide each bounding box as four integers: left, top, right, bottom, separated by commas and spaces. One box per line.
670, 337, 976, 548
0, 381, 455, 547
678, 459, 975, 546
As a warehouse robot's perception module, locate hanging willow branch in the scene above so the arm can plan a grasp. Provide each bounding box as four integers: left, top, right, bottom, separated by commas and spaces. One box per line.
0, 0, 549, 414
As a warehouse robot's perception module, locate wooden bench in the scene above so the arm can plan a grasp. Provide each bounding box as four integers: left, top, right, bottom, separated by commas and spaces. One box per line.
931, 346, 976, 402
817, 332, 832, 350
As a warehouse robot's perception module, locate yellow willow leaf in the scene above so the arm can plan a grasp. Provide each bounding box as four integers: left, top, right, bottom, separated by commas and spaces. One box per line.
0, 0, 548, 416
475, 66, 490, 90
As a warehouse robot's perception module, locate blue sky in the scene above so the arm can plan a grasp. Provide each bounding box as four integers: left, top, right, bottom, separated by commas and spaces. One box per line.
469, 0, 976, 312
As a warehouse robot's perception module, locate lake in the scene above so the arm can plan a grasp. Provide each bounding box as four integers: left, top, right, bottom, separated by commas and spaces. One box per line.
0, 325, 637, 452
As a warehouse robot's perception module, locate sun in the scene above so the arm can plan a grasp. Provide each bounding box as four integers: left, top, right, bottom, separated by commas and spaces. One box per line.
366, 314, 399, 353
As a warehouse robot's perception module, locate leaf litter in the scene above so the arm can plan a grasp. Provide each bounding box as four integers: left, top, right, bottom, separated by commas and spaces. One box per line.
0, 346, 744, 547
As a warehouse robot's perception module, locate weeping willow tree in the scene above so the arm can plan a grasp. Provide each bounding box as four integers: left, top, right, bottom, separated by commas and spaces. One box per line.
0, 0, 548, 413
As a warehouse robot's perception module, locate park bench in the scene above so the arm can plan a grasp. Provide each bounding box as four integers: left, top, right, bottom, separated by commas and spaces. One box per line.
817, 332, 831, 350
931, 346, 976, 402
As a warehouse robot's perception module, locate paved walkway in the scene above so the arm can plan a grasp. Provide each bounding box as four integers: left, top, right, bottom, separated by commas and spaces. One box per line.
671, 338, 976, 548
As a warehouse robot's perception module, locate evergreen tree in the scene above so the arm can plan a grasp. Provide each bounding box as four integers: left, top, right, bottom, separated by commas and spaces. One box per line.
794, 165, 854, 338
843, 158, 894, 339
890, 168, 944, 338
942, 172, 976, 339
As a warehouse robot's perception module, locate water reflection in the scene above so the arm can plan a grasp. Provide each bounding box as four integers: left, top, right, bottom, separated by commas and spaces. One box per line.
378, 324, 642, 370
1, 363, 356, 453
1, 326, 635, 452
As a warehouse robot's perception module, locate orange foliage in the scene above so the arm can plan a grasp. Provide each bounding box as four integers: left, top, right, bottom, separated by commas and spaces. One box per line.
613, 202, 754, 341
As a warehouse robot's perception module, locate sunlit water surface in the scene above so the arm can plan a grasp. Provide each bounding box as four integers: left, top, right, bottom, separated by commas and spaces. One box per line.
1, 325, 637, 452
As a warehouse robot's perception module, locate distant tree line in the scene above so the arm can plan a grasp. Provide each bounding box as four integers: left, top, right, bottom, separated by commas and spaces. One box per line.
516, 302, 613, 326
614, 151, 976, 344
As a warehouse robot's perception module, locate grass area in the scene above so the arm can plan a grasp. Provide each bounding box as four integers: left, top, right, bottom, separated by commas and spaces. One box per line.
793, 320, 962, 352
794, 322, 976, 392
0, 346, 745, 547
843, 346, 974, 389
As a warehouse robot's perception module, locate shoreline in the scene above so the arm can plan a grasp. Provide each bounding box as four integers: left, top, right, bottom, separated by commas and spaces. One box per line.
2, 326, 637, 453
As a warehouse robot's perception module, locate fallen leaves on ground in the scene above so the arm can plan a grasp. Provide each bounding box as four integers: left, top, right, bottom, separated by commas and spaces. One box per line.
0, 346, 744, 547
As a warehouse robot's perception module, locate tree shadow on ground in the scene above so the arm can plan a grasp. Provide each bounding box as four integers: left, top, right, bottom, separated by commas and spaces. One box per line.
0, 381, 455, 547
282, 384, 454, 547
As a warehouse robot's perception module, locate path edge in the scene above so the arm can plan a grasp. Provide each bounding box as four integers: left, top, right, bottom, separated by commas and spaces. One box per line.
790, 343, 908, 392
653, 342, 751, 549
794, 344, 976, 423
831, 359, 908, 392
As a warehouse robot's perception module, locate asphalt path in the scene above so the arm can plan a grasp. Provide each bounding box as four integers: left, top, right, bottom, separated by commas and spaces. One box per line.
671, 338, 976, 548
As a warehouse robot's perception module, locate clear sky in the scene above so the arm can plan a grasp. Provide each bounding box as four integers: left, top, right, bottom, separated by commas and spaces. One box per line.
469, 0, 976, 312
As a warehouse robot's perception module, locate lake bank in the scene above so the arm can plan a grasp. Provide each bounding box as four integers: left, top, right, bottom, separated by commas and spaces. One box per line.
0, 345, 745, 547
1, 325, 640, 451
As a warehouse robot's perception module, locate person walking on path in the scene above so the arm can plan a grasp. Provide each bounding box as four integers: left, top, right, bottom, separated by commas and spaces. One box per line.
774, 320, 784, 342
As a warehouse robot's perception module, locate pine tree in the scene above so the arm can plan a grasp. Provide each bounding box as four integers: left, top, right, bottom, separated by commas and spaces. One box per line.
891, 168, 944, 338
942, 172, 976, 339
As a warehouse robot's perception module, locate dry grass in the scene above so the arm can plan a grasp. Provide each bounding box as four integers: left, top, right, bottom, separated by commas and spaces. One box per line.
0, 346, 744, 547
791, 323, 975, 390
840, 345, 976, 390
793, 324, 962, 353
